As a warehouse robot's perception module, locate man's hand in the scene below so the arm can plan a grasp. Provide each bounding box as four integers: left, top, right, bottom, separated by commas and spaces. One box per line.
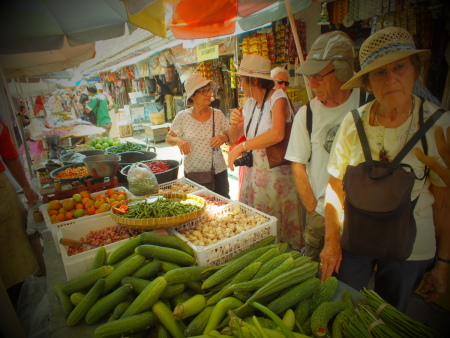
420, 262, 448, 302
415, 127, 450, 187
319, 236, 342, 282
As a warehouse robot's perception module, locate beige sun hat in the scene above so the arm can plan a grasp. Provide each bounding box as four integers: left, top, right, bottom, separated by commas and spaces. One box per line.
184, 73, 216, 100
342, 27, 431, 90
231, 55, 275, 80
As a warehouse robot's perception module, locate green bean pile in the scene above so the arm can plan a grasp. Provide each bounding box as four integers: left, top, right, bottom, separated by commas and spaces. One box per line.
122, 198, 203, 219
108, 141, 145, 153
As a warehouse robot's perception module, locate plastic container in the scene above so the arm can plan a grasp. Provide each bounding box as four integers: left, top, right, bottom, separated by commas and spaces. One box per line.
167, 202, 277, 266
57, 216, 127, 280
40, 186, 135, 254
150, 112, 165, 125
191, 189, 232, 213
158, 177, 204, 194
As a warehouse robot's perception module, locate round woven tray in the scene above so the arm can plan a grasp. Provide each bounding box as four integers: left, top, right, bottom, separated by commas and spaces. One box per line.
110, 193, 206, 230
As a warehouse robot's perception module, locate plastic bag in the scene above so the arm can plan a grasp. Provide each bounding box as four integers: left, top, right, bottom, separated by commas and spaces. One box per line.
127, 163, 158, 196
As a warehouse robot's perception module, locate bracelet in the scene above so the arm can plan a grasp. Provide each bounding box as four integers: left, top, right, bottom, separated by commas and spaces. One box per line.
242, 141, 248, 152
223, 133, 230, 142
436, 256, 450, 264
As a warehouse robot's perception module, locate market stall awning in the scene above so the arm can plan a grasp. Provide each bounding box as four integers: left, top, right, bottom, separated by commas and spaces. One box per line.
0, 38, 95, 78
0, 0, 136, 54
122, 0, 311, 40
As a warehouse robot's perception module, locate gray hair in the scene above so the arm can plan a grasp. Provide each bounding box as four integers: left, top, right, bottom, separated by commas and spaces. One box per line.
270, 67, 289, 79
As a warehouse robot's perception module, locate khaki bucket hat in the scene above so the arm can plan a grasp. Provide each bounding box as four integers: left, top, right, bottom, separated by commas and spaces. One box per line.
342, 27, 431, 90
231, 55, 274, 80
184, 73, 216, 100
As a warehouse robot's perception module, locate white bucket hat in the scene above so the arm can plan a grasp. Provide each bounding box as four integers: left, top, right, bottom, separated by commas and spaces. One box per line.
184, 73, 216, 100
231, 55, 274, 80
342, 27, 431, 90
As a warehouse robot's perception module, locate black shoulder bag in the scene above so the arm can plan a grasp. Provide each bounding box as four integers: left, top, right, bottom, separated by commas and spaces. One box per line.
341, 104, 445, 260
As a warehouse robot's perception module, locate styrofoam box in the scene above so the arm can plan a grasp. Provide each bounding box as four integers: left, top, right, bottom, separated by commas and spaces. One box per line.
167, 202, 277, 266
191, 189, 232, 213
56, 216, 127, 280
40, 186, 135, 254
158, 177, 204, 193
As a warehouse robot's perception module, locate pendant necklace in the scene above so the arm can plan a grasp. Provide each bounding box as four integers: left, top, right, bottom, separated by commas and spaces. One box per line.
376, 96, 415, 162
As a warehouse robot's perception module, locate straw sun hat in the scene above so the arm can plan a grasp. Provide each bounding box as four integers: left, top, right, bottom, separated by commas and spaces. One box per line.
342, 27, 431, 90
231, 54, 275, 81
184, 73, 216, 100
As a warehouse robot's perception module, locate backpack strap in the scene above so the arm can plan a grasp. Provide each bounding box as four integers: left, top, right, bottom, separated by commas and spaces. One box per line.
306, 102, 312, 140
393, 105, 446, 163
351, 109, 373, 162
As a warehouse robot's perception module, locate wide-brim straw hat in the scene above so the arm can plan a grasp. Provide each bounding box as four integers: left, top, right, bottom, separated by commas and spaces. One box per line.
342, 27, 431, 90
184, 73, 216, 100
230, 55, 275, 81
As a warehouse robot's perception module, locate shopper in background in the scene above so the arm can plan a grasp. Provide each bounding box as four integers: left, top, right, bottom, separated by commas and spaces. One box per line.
321, 27, 450, 311
154, 76, 175, 122
285, 31, 362, 262
33, 95, 46, 116
0, 120, 39, 304
271, 66, 290, 92
227, 55, 303, 250
77, 85, 90, 121
85, 86, 112, 136
166, 73, 230, 198
95, 83, 115, 110
47, 91, 64, 113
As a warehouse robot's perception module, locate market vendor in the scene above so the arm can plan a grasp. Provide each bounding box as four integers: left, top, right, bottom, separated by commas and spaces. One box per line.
0, 120, 40, 306
85, 86, 112, 137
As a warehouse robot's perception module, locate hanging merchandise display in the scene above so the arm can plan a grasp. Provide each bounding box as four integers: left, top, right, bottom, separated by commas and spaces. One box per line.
275, 23, 287, 63
241, 33, 274, 61
285, 19, 307, 64
229, 59, 237, 89
318, 2, 331, 25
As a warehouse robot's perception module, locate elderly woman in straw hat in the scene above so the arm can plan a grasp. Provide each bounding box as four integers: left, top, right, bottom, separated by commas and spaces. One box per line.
166, 73, 230, 198
227, 55, 303, 250
320, 27, 450, 311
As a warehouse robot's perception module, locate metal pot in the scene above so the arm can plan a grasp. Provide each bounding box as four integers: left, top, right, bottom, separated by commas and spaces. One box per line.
84, 154, 121, 178
60, 149, 105, 165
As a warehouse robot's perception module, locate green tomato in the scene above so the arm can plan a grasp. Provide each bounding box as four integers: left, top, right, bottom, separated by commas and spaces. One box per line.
88, 146, 96, 150
95, 144, 102, 149
112, 141, 120, 146
102, 142, 110, 148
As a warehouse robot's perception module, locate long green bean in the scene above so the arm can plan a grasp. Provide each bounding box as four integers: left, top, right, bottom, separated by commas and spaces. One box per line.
121, 198, 202, 219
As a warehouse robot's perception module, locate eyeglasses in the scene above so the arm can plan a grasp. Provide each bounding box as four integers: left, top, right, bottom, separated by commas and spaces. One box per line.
277, 80, 290, 86
369, 62, 413, 82
196, 88, 213, 95
306, 69, 335, 81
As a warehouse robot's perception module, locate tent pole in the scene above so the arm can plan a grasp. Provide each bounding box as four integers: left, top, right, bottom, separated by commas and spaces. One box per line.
15, 78, 35, 179
284, 0, 313, 102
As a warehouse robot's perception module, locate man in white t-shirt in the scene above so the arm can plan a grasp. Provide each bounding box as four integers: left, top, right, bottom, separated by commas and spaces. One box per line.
285, 31, 366, 262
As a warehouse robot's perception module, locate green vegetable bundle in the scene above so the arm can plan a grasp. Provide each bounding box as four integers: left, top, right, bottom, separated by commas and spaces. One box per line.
108, 141, 145, 153
122, 198, 202, 219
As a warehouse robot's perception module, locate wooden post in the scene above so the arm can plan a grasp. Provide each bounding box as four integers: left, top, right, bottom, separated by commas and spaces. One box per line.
284, 0, 313, 102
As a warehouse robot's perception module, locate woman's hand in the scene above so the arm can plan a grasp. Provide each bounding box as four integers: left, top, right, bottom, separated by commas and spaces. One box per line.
177, 138, 191, 155
210, 135, 226, 149
420, 261, 448, 302
227, 144, 244, 171
229, 108, 244, 126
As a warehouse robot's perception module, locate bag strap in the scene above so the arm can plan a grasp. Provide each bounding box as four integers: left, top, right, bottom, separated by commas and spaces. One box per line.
393, 105, 446, 163
351, 109, 373, 161
211, 108, 215, 169
245, 88, 270, 139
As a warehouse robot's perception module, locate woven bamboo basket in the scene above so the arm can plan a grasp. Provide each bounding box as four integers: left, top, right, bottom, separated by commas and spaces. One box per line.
110, 193, 206, 230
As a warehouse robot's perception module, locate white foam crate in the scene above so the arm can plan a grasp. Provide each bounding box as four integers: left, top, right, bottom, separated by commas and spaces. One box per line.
40, 186, 134, 254
158, 177, 204, 194
167, 201, 277, 266
191, 189, 232, 213
57, 216, 128, 280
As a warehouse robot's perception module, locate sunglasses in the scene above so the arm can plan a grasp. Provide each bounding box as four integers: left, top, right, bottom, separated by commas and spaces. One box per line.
277, 80, 290, 86
195, 88, 213, 95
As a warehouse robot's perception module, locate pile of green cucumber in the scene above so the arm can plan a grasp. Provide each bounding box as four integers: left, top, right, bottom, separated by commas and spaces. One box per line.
54, 233, 439, 338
